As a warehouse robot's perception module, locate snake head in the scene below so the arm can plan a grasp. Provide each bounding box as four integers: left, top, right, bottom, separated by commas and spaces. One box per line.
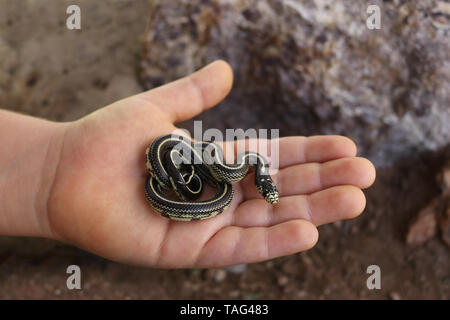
256, 177, 279, 204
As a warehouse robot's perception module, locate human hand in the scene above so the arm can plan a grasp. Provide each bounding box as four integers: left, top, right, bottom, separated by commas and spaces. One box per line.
45, 61, 375, 268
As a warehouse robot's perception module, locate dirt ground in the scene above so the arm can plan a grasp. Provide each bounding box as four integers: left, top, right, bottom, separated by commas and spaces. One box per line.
0, 0, 449, 299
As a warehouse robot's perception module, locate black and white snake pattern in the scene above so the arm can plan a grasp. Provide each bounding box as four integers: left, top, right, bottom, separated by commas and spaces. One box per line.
144, 134, 279, 221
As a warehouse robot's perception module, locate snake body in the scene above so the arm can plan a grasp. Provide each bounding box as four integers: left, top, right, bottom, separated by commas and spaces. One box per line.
144, 134, 279, 221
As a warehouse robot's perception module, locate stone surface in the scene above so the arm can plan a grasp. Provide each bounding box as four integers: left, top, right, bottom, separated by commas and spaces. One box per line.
439, 160, 450, 195
406, 198, 438, 246
140, 0, 450, 167
407, 157, 450, 246
440, 201, 450, 247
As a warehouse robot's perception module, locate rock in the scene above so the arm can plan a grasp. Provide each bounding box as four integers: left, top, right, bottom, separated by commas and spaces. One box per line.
277, 275, 289, 286
214, 269, 227, 283
140, 0, 450, 167
389, 291, 401, 300
225, 264, 247, 274
439, 199, 450, 247
407, 159, 450, 246
406, 199, 438, 246
333, 221, 343, 228
229, 290, 240, 298
438, 161, 450, 195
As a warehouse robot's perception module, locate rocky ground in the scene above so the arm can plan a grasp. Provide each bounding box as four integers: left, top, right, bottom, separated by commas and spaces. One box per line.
0, 0, 449, 299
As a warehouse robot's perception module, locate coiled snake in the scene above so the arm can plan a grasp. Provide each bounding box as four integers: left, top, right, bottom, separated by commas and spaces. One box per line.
144, 134, 279, 221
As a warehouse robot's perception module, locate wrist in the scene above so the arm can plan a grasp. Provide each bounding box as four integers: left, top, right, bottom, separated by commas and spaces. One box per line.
33, 121, 69, 240
0, 110, 68, 239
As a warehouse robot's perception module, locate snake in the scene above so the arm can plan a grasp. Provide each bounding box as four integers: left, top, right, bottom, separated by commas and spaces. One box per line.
144, 134, 279, 221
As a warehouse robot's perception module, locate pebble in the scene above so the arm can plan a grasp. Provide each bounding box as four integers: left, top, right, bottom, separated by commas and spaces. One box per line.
440, 208, 450, 247
333, 221, 342, 228
406, 199, 438, 246
214, 269, 227, 283
226, 264, 247, 274
277, 276, 289, 286
389, 291, 401, 300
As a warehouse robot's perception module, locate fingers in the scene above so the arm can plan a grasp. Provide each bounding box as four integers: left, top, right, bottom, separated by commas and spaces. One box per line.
137, 60, 233, 123
241, 157, 376, 199
276, 135, 357, 167
195, 220, 318, 267
221, 135, 357, 169
233, 186, 366, 228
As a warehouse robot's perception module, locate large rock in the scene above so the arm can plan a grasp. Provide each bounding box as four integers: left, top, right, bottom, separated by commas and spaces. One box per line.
140, 0, 450, 166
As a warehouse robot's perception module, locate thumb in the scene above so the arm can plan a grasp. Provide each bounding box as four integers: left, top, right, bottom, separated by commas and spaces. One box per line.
136, 60, 234, 123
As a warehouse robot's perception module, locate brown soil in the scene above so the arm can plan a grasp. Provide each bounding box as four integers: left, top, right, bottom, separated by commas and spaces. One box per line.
0, 0, 448, 299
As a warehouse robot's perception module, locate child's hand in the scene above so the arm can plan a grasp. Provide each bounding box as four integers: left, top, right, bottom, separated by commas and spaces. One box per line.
44, 61, 375, 268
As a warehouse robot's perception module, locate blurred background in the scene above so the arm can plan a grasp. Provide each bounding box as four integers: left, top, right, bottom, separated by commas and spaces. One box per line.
0, 0, 449, 299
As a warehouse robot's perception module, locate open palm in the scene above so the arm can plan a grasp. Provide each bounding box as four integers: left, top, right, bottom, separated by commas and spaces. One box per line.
46, 61, 375, 268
